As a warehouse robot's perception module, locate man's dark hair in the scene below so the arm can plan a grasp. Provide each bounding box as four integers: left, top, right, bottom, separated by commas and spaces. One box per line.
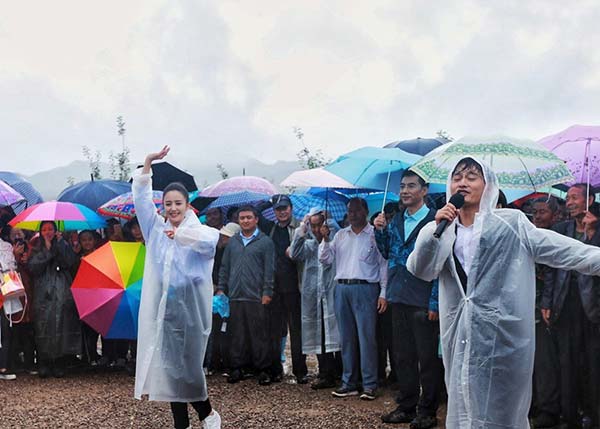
402, 169, 427, 187
347, 197, 369, 212
383, 201, 398, 215
237, 205, 259, 218
497, 190, 508, 208
163, 182, 189, 203
532, 196, 559, 213
569, 183, 596, 199
452, 157, 484, 178
309, 212, 325, 224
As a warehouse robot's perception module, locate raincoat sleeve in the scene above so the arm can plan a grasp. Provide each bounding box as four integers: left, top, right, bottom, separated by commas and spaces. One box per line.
290, 226, 309, 262
522, 214, 600, 275
132, 173, 162, 241
53, 239, 78, 272
407, 220, 455, 282
27, 247, 53, 276
174, 221, 219, 257
0, 240, 16, 271
217, 244, 231, 295
263, 239, 275, 297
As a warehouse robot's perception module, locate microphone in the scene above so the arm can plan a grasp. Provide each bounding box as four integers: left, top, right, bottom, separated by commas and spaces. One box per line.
433, 193, 465, 239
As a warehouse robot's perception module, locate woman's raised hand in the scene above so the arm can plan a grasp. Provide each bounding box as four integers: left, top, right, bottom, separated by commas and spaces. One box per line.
143, 146, 170, 174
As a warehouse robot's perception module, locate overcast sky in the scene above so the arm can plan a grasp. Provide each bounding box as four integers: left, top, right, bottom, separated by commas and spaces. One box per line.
2, 0, 599, 174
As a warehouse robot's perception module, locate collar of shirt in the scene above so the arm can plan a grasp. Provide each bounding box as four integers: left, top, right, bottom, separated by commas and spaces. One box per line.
403, 203, 429, 238
240, 228, 260, 246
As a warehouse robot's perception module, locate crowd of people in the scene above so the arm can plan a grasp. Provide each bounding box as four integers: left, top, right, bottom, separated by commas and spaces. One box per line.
2, 150, 600, 429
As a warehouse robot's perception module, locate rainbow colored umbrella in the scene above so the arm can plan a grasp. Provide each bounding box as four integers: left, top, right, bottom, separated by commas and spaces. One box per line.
97, 191, 163, 220
9, 201, 107, 231
71, 241, 145, 339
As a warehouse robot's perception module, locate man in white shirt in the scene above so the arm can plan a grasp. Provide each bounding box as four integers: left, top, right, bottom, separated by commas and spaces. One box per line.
319, 197, 387, 400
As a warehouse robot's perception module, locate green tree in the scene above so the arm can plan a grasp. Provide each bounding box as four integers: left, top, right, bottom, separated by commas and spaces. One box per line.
436, 129, 454, 142
82, 145, 102, 180
294, 127, 330, 169
109, 115, 131, 181
216, 163, 229, 179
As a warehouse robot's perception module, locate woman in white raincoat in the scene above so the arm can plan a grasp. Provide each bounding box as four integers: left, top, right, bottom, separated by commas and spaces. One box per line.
133, 146, 221, 429
407, 157, 600, 429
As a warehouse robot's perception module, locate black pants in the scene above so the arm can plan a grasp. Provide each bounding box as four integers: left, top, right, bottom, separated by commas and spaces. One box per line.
102, 338, 128, 361
170, 399, 212, 429
205, 314, 230, 371
0, 309, 11, 369
229, 301, 270, 372
554, 284, 600, 426
391, 303, 441, 417
268, 292, 307, 378
10, 322, 36, 370
377, 308, 395, 381
81, 322, 100, 363
532, 321, 560, 418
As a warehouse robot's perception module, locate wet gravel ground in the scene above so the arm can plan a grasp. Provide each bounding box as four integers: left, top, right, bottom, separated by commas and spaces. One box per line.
1, 369, 447, 428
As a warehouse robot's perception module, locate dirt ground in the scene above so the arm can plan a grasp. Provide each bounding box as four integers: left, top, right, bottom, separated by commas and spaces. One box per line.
1, 369, 447, 428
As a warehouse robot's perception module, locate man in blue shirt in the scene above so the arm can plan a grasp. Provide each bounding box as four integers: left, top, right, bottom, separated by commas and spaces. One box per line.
375, 170, 440, 429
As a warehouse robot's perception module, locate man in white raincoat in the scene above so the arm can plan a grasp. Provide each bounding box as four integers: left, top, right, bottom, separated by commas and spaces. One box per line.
407, 157, 600, 429
290, 210, 341, 389
133, 146, 221, 429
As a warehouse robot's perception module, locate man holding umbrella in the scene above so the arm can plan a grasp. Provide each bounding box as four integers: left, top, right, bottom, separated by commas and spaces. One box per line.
374, 170, 440, 428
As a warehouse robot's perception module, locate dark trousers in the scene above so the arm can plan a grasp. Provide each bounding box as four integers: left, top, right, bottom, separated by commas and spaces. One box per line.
554, 283, 600, 426
0, 309, 11, 369
170, 399, 212, 429
316, 308, 342, 381
532, 322, 560, 418
229, 301, 270, 372
392, 303, 441, 417
102, 338, 128, 361
10, 322, 36, 370
81, 322, 100, 363
377, 308, 395, 381
268, 292, 307, 378
205, 314, 230, 371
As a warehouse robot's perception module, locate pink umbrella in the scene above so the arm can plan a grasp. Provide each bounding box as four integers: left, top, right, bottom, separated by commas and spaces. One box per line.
200, 176, 277, 197
280, 168, 359, 189
9, 201, 107, 231
538, 124, 600, 204
0, 181, 25, 207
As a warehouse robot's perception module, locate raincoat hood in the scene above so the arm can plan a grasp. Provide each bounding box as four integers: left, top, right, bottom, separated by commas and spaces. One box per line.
445, 156, 499, 215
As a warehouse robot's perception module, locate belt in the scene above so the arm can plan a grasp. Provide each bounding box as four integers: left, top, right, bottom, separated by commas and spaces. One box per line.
337, 279, 370, 284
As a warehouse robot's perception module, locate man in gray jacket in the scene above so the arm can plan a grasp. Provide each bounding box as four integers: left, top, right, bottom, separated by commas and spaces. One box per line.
217, 206, 275, 386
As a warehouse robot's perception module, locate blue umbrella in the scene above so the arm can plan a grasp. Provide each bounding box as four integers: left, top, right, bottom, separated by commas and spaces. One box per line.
57, 178, 132, 211
204, 191, 270, 214
262, 194, 348, 222
0, 171, 44, 214
324, 147, 422, 191
384, 137, 448, 156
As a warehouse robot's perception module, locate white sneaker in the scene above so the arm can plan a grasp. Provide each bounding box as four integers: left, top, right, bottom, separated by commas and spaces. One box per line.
202, 410, 221, 429
0, 373, 16, 380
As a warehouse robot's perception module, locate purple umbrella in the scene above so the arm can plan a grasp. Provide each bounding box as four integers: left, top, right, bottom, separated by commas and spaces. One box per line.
0, 181, 25, 207
538, 124, 600, 203
200, 176, 277, 197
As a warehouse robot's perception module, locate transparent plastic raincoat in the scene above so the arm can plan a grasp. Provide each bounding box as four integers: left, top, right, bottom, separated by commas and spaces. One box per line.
407, 158, 600, 428
133, 174, 219, 402
290, 221, 340, 355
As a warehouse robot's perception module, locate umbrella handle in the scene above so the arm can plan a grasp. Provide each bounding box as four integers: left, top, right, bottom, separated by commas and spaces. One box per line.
380, 167, 392, 213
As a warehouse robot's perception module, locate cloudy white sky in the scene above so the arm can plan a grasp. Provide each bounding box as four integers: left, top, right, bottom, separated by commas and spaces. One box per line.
2, 0, 600, 174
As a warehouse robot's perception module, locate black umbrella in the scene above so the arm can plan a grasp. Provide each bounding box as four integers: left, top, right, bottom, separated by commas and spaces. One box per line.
131, 162, 198, 192
384, 137, 448, 156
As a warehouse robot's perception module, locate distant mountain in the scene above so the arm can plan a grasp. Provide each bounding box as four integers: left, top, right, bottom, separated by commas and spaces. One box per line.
24, 158, 302, 200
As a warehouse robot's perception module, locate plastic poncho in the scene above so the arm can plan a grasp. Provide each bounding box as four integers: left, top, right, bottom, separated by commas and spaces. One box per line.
407, 158, 600, 429
290, 221, 340, 355
133, 173, 219, 402
28, 239, 81, 360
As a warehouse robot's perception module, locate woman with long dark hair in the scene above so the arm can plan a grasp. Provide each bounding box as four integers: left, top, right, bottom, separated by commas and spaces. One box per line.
28, 221, 80, 378
133, 146, 221, 429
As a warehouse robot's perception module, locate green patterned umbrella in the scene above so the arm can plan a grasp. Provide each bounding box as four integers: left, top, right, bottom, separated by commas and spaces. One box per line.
410, 136, 574, 192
